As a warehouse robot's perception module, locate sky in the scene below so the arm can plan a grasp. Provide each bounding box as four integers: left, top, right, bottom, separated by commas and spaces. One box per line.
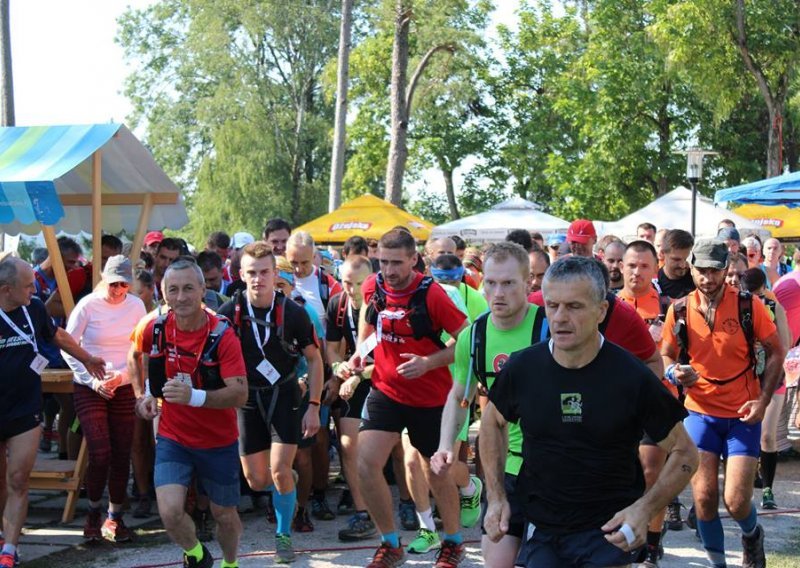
11, 1, 520, 128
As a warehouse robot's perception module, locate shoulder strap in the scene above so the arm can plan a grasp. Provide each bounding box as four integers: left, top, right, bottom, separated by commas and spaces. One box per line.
152, 313, 169, 353
531, 306, 549, 343
202, 318, 230, 361
469, 312, 491, 386
317, 267, 331, 306
672, 297, 690, 363
599, 293, 616, 335
335, 293, 348, 330
738, 291, 756, 368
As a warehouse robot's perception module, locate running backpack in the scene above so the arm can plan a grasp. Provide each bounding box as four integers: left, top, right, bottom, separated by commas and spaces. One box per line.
672, 291, 756, 383
231, 291, 301, 366
364, 274, 446, 348
148, 312, 230, 398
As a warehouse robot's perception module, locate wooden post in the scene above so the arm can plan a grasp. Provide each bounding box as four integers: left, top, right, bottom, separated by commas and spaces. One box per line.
41, 225, 75, 316
130, 193, 153, 268
91, 150, 102, 285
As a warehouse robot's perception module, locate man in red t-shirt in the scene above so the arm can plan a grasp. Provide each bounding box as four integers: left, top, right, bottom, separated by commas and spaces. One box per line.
349, 229, 469, 567
132, 259, 247, 568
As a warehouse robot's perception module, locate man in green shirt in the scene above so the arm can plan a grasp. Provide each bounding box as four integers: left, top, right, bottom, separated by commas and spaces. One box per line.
432, 241, 542, 567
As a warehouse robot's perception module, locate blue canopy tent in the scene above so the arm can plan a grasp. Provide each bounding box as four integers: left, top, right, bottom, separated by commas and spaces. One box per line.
714, 170, 800, 207
0, 123, 188, 313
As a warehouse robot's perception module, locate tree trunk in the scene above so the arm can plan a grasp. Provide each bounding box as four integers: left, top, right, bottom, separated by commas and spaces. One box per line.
766, 102, 784, 177
656, 84, 671, 197
328, 0, 353, 212
440, 162, 459, 220
385, 0, 411, 206
0, 0, 13, 127
290, 96, 306, 224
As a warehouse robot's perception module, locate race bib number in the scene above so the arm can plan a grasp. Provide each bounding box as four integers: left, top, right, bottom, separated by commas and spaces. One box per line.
30, 353, 49, 375
257, 358, 282, 385
173, 372, 193, 387
358, 332, 378, 359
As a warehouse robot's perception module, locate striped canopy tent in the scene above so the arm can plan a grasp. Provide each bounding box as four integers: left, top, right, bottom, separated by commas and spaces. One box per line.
0, 123, 188, 314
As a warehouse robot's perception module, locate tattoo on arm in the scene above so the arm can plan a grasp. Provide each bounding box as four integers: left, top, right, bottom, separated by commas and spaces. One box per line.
236, 377, 244, 385
681, 464, 692, 473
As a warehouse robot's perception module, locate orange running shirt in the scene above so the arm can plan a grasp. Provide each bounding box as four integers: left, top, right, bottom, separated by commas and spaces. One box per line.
662, 285, 777, 418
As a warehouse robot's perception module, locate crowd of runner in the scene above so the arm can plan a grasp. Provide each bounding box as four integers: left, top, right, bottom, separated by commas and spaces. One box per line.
0, 216, 799, 568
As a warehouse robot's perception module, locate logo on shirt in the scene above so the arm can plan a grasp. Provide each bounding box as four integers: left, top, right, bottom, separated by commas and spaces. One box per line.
722, 317, 740, 335
561, 393, 583, 423
492, 353, 509, 372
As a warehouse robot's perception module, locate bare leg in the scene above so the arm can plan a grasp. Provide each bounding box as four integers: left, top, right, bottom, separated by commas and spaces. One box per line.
339, 418, 367, 510
358, 430, 399, 534
209, 503, 242, 563
2, 427, 39, 546
157, 484, 196, 550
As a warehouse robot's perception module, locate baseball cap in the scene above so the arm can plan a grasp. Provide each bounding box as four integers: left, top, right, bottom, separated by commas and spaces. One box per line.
143, 231, 164, 247
691, 238, 728, 269
567, 219, 597, 244
547, 234, 567, 247
231, 232, 255, 250
102, 255, 133, 284
717, 226, 741, 242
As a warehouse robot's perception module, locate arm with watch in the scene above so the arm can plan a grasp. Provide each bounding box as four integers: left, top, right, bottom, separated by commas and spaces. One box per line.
301, 343, 323, 438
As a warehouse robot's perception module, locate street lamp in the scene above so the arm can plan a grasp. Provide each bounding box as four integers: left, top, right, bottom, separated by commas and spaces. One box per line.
677, 147, 718, 236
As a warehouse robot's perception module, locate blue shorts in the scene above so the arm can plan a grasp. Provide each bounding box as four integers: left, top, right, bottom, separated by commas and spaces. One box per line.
684, 410, 761, 458
515, 525, 641, 567
154, 435, 240, 507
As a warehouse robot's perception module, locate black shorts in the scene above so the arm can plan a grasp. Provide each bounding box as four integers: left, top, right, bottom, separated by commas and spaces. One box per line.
0, 413, 41, 442
515, 526, 642, 567
481, 473, 525, 539
339, 379, 371, 420
359, 387, 443, 458
237, 383, 302, 456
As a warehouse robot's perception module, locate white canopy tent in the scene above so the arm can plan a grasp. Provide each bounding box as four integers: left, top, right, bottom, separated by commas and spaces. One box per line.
431, 196, 569, 243
597, 187, 766, 240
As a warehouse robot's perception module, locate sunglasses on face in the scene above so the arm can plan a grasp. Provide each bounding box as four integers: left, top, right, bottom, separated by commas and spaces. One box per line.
109, 282, 130, 289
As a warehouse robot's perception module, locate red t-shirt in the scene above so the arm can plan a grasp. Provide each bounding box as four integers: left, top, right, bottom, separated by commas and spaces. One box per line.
141, 311, 246, 449
527, 290, 657, 362
362, 272, 467, 407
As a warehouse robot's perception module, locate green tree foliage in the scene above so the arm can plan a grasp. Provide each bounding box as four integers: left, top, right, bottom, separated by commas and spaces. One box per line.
117, 0, 339, 244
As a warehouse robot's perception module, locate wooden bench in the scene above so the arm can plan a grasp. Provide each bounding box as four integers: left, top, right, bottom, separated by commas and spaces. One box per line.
30, 370, 88, 523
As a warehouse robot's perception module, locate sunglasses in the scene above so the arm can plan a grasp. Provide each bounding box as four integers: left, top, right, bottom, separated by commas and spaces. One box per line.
109, 282, 130, 289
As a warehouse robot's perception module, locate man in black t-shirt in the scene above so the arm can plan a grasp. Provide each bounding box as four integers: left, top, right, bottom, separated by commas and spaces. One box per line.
656, 229, 695, 300
480, 256, 697, 568
324, 256, 377, 542
0, 258, 106, 567
217, 242, 322, 564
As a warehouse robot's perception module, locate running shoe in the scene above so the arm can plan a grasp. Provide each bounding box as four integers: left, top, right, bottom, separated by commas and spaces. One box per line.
275, 533, 296, 564
193, 509, 214, 542
292, 507, 314, 532
407, 528, 441, 554
434, 540, 466, 568
665, 498, 683, 531
83, 508, 103, 541
311, 495, 336, 520
337, 489, 355, 515
741, 524, 766, 568
761, 487, 777, 510
398, 499, 419, 531
0, 553, 14, 568
367, 541, 406, 568
101, 516, 133, 543
183, 543, 213, 568
641, 544, 660, 567
338, 512, 377, 542
132, 496, 152, 519
265, 491, 277, 524
686, 504, 697, 530
459, 476, 483, 528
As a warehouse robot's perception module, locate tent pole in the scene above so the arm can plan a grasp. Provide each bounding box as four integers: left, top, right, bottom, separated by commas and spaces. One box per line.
42, 225, 75, 317
91, 150, 102, 285
130, 193, 153, 268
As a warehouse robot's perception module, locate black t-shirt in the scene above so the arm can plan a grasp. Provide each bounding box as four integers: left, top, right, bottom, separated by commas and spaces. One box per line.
325, 293, 360, 357
217, 292, 318, 388
0, 298, 57, 421
489, 339, 687, 534
657, 268, 695, 299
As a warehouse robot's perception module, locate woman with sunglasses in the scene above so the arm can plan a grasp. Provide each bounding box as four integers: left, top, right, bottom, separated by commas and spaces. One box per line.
62, 254, 146, 543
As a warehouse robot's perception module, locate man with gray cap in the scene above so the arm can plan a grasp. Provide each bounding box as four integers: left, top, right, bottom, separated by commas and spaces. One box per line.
661, 238, 784, 568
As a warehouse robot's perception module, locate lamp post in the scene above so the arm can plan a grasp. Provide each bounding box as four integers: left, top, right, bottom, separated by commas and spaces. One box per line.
677, 147, 717, 236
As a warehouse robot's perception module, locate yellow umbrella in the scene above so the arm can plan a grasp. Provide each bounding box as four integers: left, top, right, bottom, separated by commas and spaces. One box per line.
295, 194, 434, 244
733, 204, 800, 239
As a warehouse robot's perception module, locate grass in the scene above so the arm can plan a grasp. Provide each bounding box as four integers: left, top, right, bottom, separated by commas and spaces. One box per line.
766, 525, 800, 568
